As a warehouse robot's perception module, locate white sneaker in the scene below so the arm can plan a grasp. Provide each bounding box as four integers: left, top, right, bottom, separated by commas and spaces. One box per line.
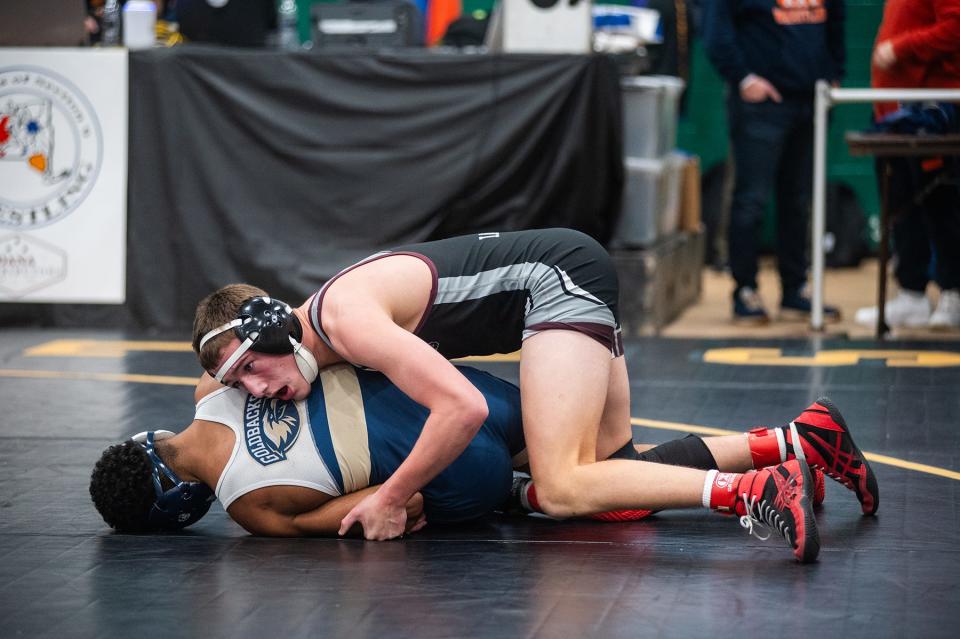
929, 290, 960, 329
854, 290, 931, 327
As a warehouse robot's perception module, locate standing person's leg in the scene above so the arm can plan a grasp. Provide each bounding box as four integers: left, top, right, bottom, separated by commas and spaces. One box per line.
775, 100, 813, 304
891, 159, 933, 294
921, 182, 960, 289
855, 158, 933, 327
727, 98, 788, 320
922, 169, 960, 328
517, 330, 819, 561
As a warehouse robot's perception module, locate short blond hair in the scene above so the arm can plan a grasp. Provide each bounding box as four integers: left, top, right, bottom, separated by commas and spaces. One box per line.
192, 283, 268, 371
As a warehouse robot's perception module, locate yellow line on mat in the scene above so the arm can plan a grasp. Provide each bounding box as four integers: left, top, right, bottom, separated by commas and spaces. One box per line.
0, 368, 197, 386
632, 417, 741, 438
22, 338, 524, 362
24, 339, 193, 358
860, 451, 960, 481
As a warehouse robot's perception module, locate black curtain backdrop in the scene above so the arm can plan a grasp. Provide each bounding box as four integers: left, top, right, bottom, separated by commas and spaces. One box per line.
1, 47, 623, 331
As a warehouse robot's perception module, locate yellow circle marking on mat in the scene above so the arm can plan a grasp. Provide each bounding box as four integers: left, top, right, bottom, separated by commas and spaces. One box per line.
703, 347, 960, 367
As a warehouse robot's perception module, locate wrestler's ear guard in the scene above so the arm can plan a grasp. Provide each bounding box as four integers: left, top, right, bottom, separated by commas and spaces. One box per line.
130, 430, 216, 531
199, 296, 318, 384
235, 296, 303, 354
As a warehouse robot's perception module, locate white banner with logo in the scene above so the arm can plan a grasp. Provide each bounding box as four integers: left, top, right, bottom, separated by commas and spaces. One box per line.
500, 0, 593, 53
0, 48, 127, 303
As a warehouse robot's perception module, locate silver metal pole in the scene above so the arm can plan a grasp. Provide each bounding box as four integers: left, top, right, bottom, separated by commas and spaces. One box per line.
811, 80, 831, 331
829, 88, 960, 103
807, 85, 960, 332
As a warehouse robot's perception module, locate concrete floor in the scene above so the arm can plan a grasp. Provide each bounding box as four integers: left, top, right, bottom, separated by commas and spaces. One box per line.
663, 258, 960, 340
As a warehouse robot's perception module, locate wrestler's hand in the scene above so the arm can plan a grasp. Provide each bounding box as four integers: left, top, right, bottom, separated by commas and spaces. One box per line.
405, 492, 427, 534
339, 490, 408, 540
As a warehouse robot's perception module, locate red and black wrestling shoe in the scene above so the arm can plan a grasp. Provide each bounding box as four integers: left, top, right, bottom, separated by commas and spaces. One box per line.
812, 467, 825, 506
748, 397, 878, 515
710, 460, 820, 563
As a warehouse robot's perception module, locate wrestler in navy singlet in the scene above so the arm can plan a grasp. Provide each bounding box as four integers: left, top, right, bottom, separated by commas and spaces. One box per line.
211, 365, 525, 524
309, 228, 624, 359
308, 366, 525, 522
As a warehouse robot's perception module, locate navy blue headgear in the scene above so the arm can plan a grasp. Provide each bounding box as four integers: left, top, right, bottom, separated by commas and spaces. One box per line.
199, 295, 319, 385
132, 430, 215, 531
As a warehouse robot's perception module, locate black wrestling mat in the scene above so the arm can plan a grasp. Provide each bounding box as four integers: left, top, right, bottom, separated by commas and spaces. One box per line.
1, 329, 958, 638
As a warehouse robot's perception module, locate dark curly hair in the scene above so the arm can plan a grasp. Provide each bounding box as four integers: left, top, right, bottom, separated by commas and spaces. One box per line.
89, 441, 158, 533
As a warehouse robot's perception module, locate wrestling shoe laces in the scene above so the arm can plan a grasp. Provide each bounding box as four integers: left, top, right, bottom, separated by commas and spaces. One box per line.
735, 460, 819, 563
739, 494, 774, 541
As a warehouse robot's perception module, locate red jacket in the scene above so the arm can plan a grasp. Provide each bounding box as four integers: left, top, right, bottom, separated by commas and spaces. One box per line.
872, 0, 960, 117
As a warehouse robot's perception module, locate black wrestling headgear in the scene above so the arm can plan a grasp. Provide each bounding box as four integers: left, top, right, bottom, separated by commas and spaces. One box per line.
199, 296, 319, 384
233, 296, 303, 354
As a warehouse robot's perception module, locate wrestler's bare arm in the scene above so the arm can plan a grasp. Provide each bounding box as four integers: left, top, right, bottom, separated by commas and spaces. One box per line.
327, 303, 488, 539
229, 487, 426, 538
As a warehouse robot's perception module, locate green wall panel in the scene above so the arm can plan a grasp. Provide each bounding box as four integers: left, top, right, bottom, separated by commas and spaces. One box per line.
678, 0, 885, 245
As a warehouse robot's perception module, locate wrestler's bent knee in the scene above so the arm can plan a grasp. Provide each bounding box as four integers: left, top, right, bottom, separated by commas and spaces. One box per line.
528, 477, 583, 519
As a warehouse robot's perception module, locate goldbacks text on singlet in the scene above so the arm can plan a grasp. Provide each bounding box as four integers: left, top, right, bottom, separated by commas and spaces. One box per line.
202, 364, 524, 522
309, 228, 623, 359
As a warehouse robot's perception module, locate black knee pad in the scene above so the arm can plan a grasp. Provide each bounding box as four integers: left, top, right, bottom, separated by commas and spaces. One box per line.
635, 435, 718, 470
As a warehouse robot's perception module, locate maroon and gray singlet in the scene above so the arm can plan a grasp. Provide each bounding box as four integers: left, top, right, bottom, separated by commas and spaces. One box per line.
308, 228, 624, 359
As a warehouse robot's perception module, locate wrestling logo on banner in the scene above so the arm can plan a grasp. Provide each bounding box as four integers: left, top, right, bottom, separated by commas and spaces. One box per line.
0, 234, 66, 297
0, 66, 102, 229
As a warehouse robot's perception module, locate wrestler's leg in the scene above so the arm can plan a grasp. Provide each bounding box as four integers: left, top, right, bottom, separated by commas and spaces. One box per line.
587, 335, 751, 471
519, 330, 705, 517
594, 355, 634, 461
514, 432, 824, 518
701, 435, 753, 470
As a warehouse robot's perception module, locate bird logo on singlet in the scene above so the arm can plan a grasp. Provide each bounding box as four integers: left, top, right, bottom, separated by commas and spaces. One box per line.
243, 395, 302, 466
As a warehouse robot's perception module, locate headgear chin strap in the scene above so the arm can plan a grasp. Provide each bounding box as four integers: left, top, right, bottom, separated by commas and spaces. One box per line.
199, 296, 318, 384
131, 430, 216, 531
